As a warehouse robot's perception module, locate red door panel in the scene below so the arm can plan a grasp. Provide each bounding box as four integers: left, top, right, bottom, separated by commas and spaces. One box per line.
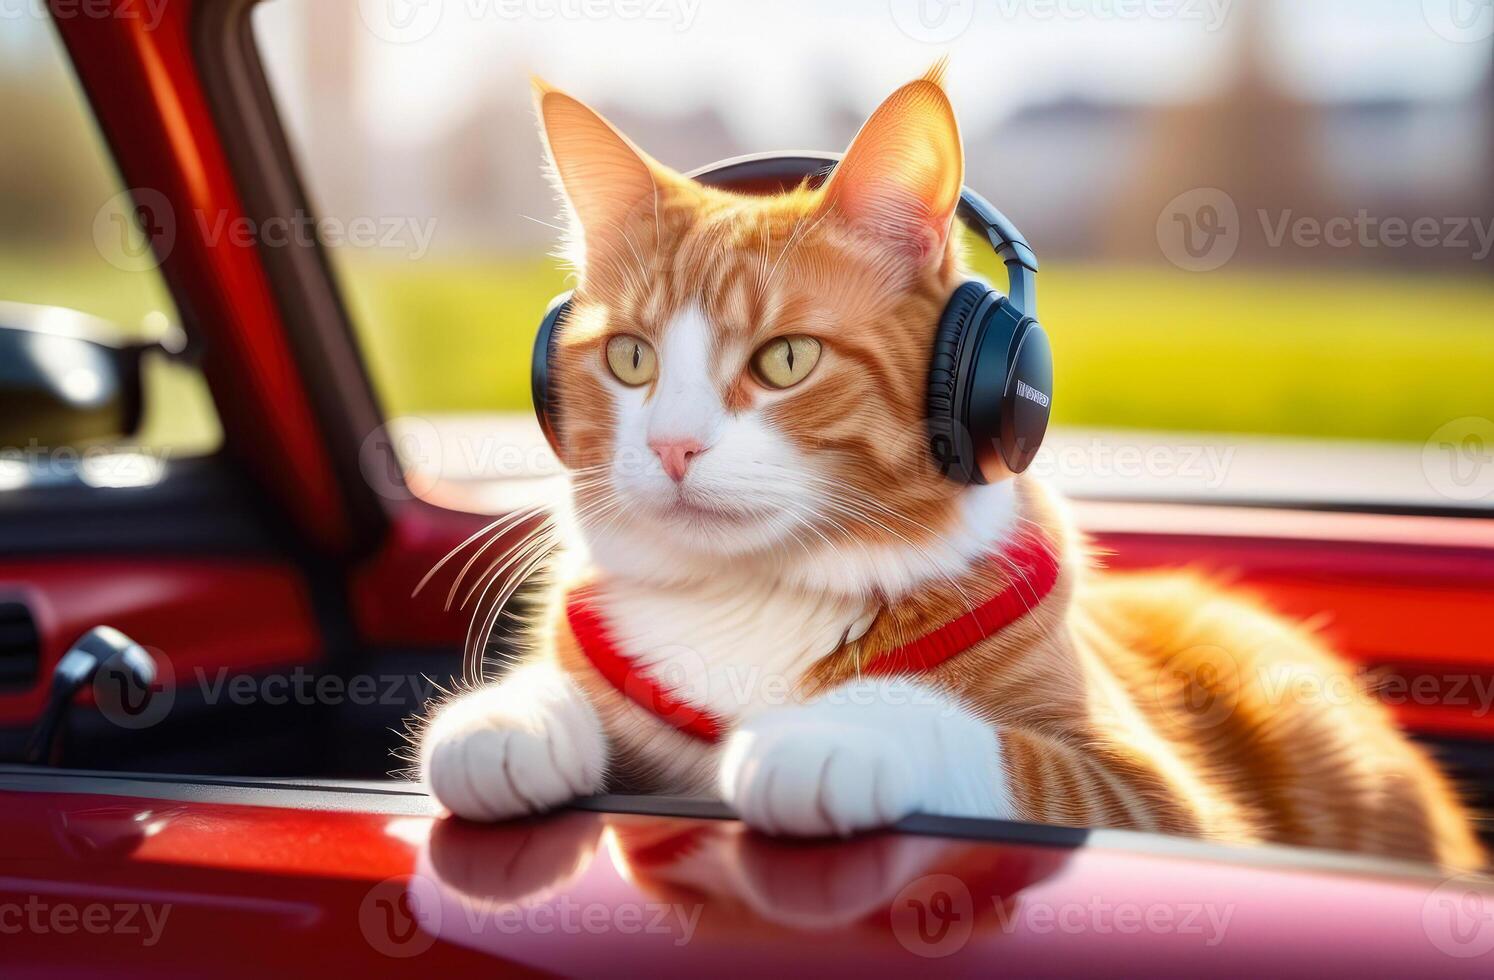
0, 561, 321, 727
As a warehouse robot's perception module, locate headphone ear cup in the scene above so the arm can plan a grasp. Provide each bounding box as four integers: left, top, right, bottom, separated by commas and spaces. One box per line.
532, 291, 574, 461
997, 320, 1053, 475
926, 281, 993, 485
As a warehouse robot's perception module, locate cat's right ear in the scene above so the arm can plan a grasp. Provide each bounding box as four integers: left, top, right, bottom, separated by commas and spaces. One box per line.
818, 62, 964, 274
533, 79, 662, 269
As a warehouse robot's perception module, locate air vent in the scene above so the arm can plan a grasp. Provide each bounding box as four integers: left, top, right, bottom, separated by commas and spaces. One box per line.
0, 601, 40, 690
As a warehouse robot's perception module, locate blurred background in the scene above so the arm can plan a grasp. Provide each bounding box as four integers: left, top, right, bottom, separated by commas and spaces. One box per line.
3, 0, 1492, 503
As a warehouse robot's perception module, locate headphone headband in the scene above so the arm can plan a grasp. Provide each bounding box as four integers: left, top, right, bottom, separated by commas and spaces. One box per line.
686, 152, 1038, 317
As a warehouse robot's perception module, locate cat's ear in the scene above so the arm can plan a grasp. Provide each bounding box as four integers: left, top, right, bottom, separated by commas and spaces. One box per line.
820, 61, 963, 268
533, 79, 662, 264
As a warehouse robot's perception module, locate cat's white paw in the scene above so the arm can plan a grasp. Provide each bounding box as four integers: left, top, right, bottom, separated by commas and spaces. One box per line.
420, 664, 607, 822
718, 677, 1010, 837
720, 715, 922, 837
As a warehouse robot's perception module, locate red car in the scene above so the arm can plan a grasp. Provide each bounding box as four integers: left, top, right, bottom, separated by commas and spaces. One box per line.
1, 2, 1492, 976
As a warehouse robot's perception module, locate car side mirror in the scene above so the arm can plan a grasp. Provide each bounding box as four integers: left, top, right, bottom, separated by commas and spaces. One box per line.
0, 302, 178, 449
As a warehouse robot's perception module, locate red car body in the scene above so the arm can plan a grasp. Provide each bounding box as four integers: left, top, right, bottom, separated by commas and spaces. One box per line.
3, 767, 1492, 978
0, 1, 1491, 975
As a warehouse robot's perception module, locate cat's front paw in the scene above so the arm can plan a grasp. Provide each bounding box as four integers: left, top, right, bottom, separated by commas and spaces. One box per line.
717, 678, 1009, 837
420, 664, 607, 822
719, 711, 923, 838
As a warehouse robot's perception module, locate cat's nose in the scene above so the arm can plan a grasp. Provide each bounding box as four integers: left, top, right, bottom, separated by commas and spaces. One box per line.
649, 438, 707, 482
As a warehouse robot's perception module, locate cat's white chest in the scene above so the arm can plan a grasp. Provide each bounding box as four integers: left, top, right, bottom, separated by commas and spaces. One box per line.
593, 578, 876, 723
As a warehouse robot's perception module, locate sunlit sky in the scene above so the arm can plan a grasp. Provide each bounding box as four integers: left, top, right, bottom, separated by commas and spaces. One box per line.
9, 0, 1491, 148
308, 0, 1494, 146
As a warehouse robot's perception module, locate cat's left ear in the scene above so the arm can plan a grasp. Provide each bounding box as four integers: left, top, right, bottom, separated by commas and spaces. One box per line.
820, 61, 964, 269
533, 79, 670, 271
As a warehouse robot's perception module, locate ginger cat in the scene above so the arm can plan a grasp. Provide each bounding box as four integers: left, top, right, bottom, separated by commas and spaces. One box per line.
418, 66, 1484, 869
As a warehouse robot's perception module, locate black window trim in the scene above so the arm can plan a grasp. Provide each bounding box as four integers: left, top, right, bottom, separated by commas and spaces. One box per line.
193, 0, 397, 553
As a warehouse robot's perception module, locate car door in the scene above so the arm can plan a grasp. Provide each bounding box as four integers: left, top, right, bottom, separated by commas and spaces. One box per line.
0, 11, 357, 771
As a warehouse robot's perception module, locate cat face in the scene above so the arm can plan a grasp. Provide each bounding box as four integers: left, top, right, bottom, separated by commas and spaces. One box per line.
537, 67, 987, 583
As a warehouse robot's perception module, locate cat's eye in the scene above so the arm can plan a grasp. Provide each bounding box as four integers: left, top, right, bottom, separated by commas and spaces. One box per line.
751, 336, 821, 390
604, 335, 657, 387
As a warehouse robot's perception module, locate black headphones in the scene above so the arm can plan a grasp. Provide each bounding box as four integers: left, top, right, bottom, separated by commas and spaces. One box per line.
531, 152, 1053, 485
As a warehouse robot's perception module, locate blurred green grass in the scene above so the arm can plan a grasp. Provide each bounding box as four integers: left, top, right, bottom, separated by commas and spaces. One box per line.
5, 249, 1492, 449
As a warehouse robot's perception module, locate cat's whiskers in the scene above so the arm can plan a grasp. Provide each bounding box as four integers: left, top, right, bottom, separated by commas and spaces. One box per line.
413, 504, 545, 601
463, 522, 561, 680
457, 517, 559, 611
468, 535, 557, 679
771, 471, 983, 614
519, 213, 569, 234
444, 506, 550, 611
770, 468, 974, 580
575, 496, 633, 543
810, 496, 980, 616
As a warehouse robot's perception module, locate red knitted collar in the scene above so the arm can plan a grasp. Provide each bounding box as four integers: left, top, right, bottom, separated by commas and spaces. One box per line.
565, 528, 1061, 744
